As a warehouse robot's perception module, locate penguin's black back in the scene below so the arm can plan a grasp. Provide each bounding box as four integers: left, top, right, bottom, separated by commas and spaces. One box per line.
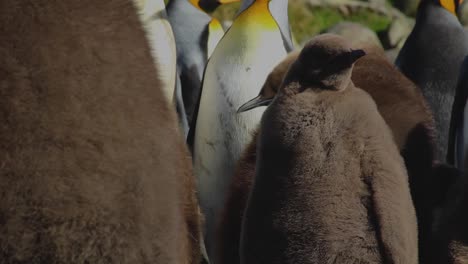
396, 1, 468, 163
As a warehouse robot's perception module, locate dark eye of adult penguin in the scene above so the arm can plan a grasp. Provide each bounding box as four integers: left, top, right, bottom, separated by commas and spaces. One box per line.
0, 0, 203, 263
395, 0, 468, 164
191, 0, 293, 262
166, 0, 238, 138
240, 34, 418, 264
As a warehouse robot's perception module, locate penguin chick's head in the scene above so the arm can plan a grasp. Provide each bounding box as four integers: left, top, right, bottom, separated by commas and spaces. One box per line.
195, 0, 239, 12
432, 0, 465, 15
237, 34, 366, 113
284, 34, 365, 93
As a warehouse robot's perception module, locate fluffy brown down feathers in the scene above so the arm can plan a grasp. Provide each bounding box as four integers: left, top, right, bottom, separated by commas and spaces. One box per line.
217, 43, 432, 264
240, 35, 417, 262
0, 1, 201, 263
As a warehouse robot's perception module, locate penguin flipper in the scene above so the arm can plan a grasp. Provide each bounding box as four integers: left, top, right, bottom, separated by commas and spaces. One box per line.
186, 58, 209, 152
175, 72, 190, 139
449, 57, 468, 169
365, 155, 418, 263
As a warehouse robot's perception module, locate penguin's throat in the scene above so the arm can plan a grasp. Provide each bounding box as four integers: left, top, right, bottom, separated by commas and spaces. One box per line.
236, 0, 278, 30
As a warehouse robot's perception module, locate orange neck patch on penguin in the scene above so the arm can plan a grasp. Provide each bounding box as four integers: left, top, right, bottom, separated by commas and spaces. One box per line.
236, 0, 278, 30
218, 0, 239, 3
439, 0, 457, 15
188, 0, 204, 11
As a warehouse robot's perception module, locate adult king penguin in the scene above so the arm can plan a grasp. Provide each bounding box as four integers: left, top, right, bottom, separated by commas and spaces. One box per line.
192, 0, 292, 260
134, 0, 177, 103
396, 0, 468, 163
166, 0, 238, 134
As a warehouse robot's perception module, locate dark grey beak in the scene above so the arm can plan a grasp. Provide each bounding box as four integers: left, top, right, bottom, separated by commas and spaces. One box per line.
348, 49, 366, 64
237, 95, 273, 113
319, 49, 366, 77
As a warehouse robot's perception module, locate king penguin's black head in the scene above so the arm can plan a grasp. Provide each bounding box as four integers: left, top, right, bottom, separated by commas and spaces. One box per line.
198, 0, 238, 13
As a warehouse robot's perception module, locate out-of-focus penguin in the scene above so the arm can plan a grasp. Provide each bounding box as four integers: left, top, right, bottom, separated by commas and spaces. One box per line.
191, 0, 292, 260
166, 0, 238, 132
240, 34, 418, 264
134, 0, 177, 104
0, 0, 203, 263
449, 56, 468, 170
396, 0, 468, 163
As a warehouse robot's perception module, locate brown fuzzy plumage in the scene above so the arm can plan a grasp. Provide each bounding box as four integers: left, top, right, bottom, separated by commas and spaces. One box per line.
0, 1, 201, 263
240, 34, 418, 263
217, 42, 432, 264
352, 47, 439, 264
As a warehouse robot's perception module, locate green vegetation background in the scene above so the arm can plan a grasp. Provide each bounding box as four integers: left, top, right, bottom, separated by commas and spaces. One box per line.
162, 0, 412, 45
210, 0, 394, 44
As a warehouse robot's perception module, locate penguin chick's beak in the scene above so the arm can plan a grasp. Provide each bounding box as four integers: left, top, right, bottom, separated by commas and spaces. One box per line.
319, 49, 366, 77
347, 49, 366, 65
237, 95, 273, 113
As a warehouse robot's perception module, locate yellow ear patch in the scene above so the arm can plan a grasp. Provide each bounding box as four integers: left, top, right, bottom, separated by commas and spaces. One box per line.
209, 18, 224, 33
440, 0, 457, 15
219, 0, 240, 3
235, 0, 278, 30
207, 18, 224, 57
188, 0, 203, 11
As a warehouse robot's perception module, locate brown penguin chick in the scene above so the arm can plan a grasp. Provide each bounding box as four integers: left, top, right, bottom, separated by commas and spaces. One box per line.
216, 43, 435, 264
351, 46, 439, 264
0, 1, 202, 263
240, 34, 418, 263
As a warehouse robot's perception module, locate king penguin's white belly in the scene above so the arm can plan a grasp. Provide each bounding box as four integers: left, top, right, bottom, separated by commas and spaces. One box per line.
193, 27, 287, 230
134, 0, 177, 104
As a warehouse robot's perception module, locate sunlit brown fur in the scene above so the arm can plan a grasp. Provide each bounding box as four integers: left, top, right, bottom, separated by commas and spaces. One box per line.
0, 1, 201, 263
